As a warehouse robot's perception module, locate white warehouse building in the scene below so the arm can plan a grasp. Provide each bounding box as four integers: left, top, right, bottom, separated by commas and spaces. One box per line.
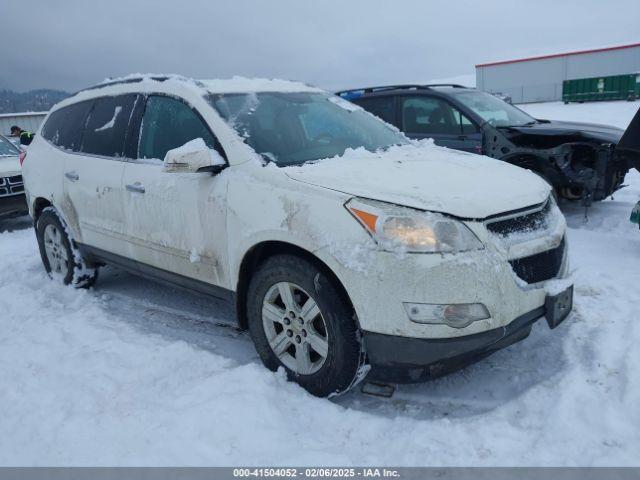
0, 112, 47, 137
476, 42, 640, 103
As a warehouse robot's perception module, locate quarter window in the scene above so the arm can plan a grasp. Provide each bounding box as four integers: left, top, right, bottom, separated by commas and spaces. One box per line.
138, 95, 217, 161
453, 109, 479, 135
402, 97, 477, 136
81, 94, 138, 158
41, 100, 93, 151
355, 96, 396, 125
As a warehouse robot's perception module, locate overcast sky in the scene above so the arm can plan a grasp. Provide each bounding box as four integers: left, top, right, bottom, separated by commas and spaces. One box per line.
3, 0, 639, 93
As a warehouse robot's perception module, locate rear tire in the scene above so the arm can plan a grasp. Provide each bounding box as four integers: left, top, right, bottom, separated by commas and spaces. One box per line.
36, 207, 98, 288
247, 254, 363, 397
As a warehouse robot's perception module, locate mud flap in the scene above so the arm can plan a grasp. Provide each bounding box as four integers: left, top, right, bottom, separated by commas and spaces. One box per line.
617, 107, 640, 171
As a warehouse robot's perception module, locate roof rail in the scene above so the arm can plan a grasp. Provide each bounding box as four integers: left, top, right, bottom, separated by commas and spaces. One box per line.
336, 83, 470, 98
422, 83, 468, 88
336, 84, 431, 97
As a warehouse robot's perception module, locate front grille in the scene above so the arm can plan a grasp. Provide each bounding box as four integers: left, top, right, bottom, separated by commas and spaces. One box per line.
509, 238, 565, 284
487, 200, 551, 237
0, 175, 24, 197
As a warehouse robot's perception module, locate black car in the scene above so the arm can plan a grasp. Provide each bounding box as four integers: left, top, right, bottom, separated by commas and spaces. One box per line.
337, 84, 640, 204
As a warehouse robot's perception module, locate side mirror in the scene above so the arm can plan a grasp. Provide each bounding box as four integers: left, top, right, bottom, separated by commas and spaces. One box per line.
163, 138, 226, 173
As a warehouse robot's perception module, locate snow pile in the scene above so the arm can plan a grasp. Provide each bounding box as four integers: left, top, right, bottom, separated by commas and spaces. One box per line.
520, 100, 639, 127
0, 101, 639, 466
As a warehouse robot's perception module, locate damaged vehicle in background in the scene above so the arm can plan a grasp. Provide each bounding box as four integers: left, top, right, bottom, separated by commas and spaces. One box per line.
624, 108, 640, 230
23, 75, 572, 397
338, 84, 640, 205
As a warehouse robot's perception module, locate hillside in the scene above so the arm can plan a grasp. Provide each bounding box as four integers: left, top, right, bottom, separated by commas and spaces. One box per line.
0, 89, 69, 113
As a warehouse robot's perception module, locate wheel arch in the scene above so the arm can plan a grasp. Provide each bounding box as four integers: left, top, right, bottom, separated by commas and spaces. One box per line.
32, 197, 53, 224
501, 152, 564, 188
235, 241, 355, 330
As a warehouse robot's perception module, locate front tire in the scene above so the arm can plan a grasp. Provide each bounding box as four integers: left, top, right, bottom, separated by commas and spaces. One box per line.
247, 255, 363, 397
36, 207, 98, 287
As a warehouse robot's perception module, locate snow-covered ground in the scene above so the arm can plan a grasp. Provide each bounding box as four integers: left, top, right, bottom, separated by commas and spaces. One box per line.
1, 100, 639, 466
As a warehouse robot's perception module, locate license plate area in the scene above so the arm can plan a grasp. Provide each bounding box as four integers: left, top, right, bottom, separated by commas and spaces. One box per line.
545, 285, 573, 329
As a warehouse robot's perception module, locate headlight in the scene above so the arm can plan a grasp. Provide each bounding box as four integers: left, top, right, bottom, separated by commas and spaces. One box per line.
345, 198, 483, 253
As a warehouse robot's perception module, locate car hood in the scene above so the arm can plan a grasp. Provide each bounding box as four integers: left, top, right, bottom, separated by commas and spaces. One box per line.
0, 155, 21, 177
505, 119, 624, 144
284, 144, 550, 219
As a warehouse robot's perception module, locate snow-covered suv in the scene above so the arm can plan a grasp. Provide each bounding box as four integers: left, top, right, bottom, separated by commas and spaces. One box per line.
22, 75, 573, 396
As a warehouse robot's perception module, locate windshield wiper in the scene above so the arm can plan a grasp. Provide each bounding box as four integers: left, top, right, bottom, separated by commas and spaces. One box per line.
497, 120, 537, 128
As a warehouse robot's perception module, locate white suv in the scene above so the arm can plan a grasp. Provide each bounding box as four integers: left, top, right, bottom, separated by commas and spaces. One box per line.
0, 135, 28, 218
22, 75, 573, 396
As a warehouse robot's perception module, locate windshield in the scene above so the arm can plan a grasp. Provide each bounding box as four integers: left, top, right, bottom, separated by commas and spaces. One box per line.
453, 91, 535, 127
0, 136, 20, 156
208, 92, 408, 166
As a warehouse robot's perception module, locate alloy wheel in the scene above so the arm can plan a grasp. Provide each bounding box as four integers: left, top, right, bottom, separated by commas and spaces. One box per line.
43, 224, 68, 275
262, 281, 329, 375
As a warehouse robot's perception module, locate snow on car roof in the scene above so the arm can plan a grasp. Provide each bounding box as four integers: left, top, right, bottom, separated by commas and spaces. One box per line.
55, 74, 323, 112
199, 76, 322, 94
88, 73, 321, 94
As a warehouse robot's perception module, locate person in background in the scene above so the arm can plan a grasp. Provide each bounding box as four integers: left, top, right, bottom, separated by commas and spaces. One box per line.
10, 125, 34, 146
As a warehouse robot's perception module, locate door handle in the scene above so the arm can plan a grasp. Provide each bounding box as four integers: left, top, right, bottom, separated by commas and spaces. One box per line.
126, 182, 145, 194
65, 171, 79, 182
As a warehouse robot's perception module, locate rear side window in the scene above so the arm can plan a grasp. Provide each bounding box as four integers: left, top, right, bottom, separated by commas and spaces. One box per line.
401, 96, 477, 136
138, 95, 217, 161
41, 100, 93, 151
354, 96, 396, 126
81, 94, 138, 158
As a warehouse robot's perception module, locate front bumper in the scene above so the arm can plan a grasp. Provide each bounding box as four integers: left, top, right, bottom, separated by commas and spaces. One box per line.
0, 193, 28, 218
364, 306, 545, 383
315, 197, 569, 340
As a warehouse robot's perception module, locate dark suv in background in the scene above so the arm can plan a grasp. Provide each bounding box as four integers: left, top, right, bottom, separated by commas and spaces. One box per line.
338, 84, 640, 204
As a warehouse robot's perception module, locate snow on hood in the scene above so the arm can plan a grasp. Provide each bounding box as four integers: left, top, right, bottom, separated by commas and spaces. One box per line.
0, 154, 21, 177
284, 142, 550, 219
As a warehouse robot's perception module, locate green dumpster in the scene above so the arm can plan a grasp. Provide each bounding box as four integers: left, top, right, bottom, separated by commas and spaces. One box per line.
563, 73, 640, 103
